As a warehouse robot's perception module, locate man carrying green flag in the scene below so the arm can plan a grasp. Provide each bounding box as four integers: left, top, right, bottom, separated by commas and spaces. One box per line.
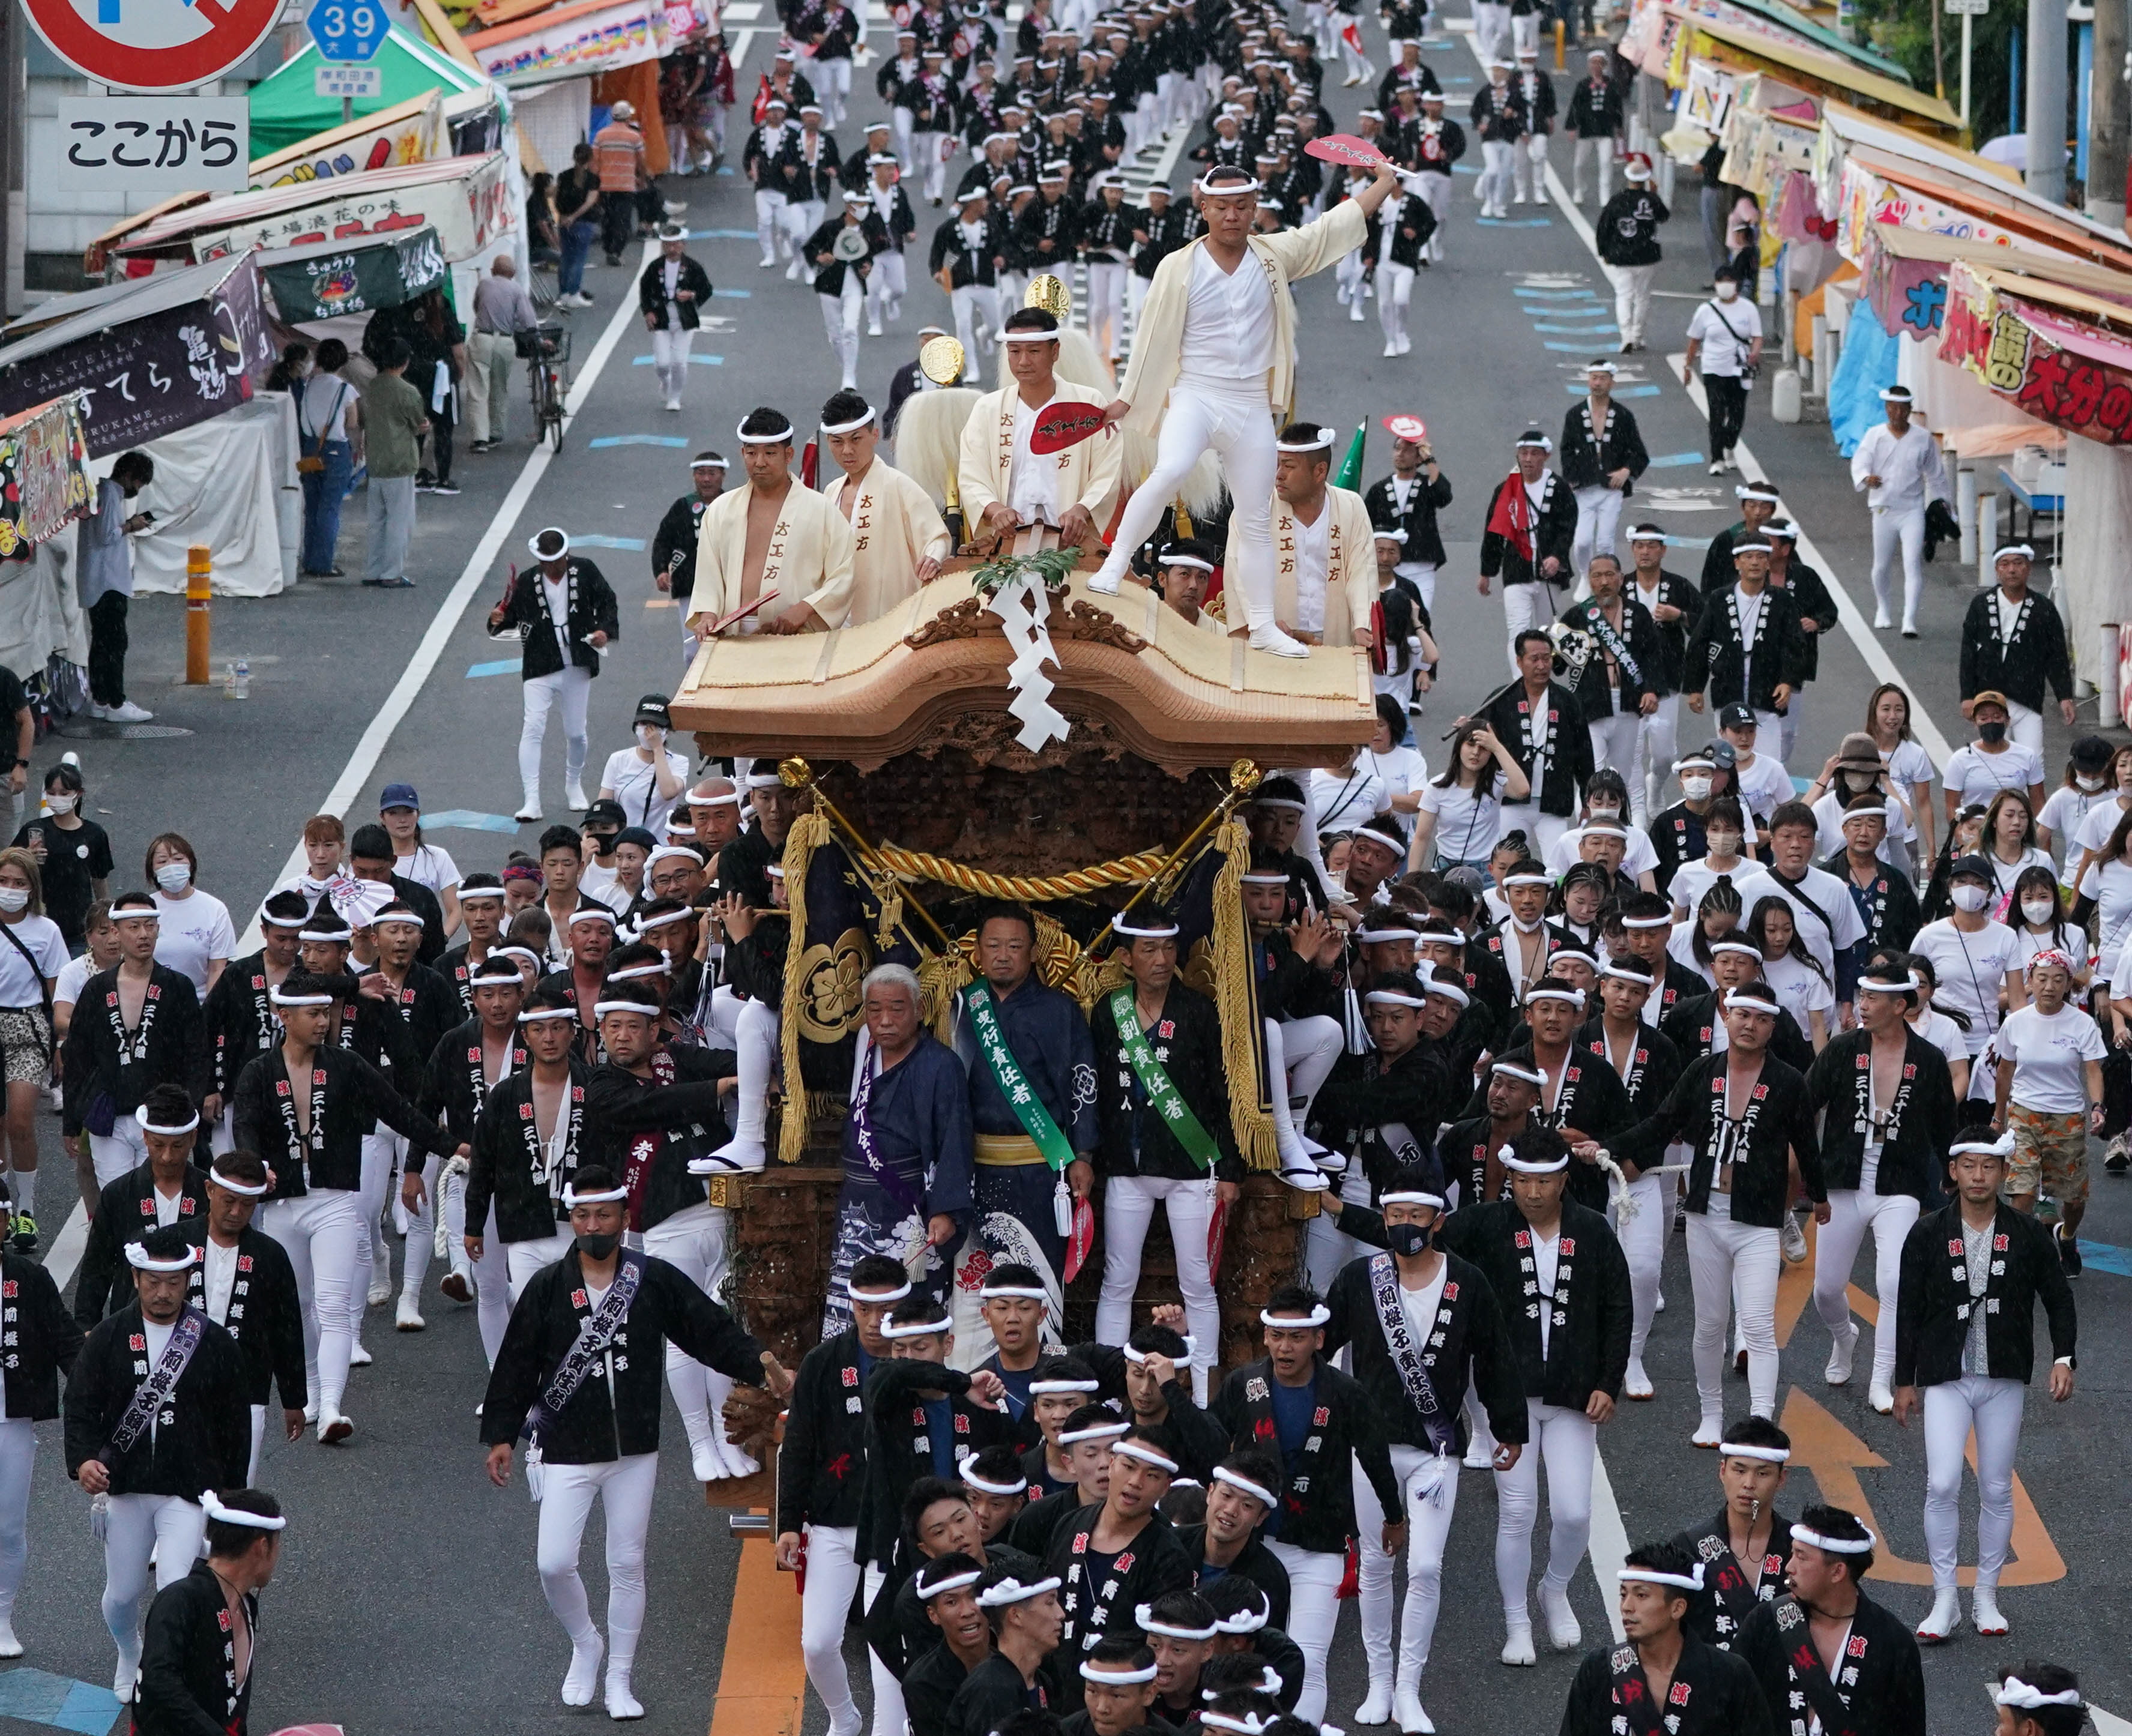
952, 903, 1100, 1363
1090, 910, 1242, 1404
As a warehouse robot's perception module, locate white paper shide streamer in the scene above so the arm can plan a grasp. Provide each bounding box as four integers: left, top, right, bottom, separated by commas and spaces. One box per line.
989, 576, 1072, 750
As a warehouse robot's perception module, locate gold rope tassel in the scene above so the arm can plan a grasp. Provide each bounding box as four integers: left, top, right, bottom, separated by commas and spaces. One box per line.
776, 810, 832, 1165
1209, 816, 1277, 1169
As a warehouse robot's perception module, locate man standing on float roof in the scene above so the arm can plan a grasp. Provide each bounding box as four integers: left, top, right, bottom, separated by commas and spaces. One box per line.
1090, 157, 1405, 659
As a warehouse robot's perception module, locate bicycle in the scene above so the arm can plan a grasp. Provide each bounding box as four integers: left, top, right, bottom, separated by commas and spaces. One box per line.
518, 324, 573, 451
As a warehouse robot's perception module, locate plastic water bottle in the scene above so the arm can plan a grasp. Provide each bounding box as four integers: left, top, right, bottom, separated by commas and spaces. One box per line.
229, 659, 250, 701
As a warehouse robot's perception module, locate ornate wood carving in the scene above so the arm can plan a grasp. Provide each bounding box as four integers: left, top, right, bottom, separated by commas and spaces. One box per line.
904, 595, 988, 650
1052, 600, 1147, 655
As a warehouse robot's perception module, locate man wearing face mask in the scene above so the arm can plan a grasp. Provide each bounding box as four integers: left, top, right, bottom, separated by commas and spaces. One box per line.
1958, 544, 2077, 755
484, 1169, 792, 1721
1648, 750, 1724, 895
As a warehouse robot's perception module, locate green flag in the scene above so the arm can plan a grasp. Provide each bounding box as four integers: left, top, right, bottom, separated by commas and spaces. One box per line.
1333, 421, 1366, 490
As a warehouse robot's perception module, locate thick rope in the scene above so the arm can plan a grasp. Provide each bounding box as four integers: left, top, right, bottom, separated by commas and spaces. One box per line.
864, 842, 1170, 902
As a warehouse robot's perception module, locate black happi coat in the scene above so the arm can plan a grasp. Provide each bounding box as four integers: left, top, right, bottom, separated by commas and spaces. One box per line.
1802, 1030, 1955, 1196
650, 491, 714, 605
178, 1226, 306, 1411
877, 1540, 1042, 1678
74, 1163, 213, 1327
202, 950, 282, 1102
1437, 1199, 1632, 1409
465, 1061, 592, 1243
1092, 981, 1241, 1183
1440, 1112, 1535, 1211
64, 1304, 249, 1496
581, 1045, 734, 1232
1612, 1052, 1825, 1229
1176, 1523, 1291, 1630
1958, 585, 2073, 714
1320, 1253, 1527, 1465
365, 961, 461, 1097
1649, 801, 1717, 891
1365, 468, 1453, 570
62, 963, 207, 1139
1009, 1485, 1086, 1559
1683, 583, 1808, 714
861, 1358, 1012, 1567
1062, 1342, 1229, 1486
1645, 957, 1714, 1028
948, 1651, 1060, 1736
1629, 568, 1703, 698
904, 1641, 976, 1736
1558, 1632, 1773, 1736
1659, 990, 1815, 1074
778, 1327, 874, 1534
1479, 471, 1577, 591
1210, 1354, 1403, 1555
1820, 851, 1923, 956
1735, 1591, 1925, 1736
1310, 1040, 1458, 1194
637, 252, 716, 330
1769, 559, 1839, 683
231, 1044, 450, 1197
1574, 1016, 1685, 1120
420, 1017, 527, 1148
2, 1251, 80, 1418
1669, 1507, 1796, 1650
1046, 1503, 1195, 1679
1558, 399, 1650, 496
1480, 680, 1596, 819
482, 1248, 766, 1462
1468, 1038, 1632, 1211
1895, 1201, 2077, 1387
495, 557, 621, 681
135, 1559, 262, 1736
1559, 594, 1666, 723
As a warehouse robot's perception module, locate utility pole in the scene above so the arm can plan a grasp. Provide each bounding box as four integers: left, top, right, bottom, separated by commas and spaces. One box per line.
1, 0, 22, 318
2029, 0, 2070, 202
2092, 0, 2129, 228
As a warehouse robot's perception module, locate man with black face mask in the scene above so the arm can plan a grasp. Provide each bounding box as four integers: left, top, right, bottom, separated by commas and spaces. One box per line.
484, 1167, 793, 1722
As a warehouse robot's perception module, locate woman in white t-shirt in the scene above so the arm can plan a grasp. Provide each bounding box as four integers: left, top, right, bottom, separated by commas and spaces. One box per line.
599, 695, 690, 837
1901, 952, 1973, 1100
1360, 695, 1428, 851
1309, 749, 1389, 841
2035, 741, 2118, 879
1995, 951, 2106, 1238
1978, 791, 2053, 921
1665, 797, 1751, 920
2005, 865, 2091, 1008
1413, 721, 1527, 872
146, 833, 234, 997
1748, 893, 1832, 1049
1867, 683, 1937, 866
2076, 807, 2132, 965
2064, 743, 2132, 891
0, 848, 72, 1198
379, 788, 462, 938
1940, 699, 2044, 823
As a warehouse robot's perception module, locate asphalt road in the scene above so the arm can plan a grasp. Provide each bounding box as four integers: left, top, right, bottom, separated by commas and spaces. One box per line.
5, 13, 2128, 1735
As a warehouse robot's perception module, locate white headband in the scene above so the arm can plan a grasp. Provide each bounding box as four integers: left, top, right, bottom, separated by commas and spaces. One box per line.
569, 907, 617, 927
1212, 1601, 1269, 1635
1601, 963, 1653, 986
1365, 989, 1428, 1009
136, 1106, 201, 1138
737, 421, 796, 444
1379, 1189, 1444, 1208
495, 946, 542, 967
262, 911, 309, 928
1790, 1524, 1876, 1555
976, 1575, 1063, 1607
880, 1315, 953, 1339
1212, 1465, 1278, 1508
1122, 1337, 1197, 1364
1998, 1679, 2083, 1711
1274, 431, 1333, 453
1497, 1141, 1569, 1174
528, 528, 570, 557
1504, 872, 1552, 887
593, 999, 660, 1018
633, 908, 696, 935
606, 962, 669, 981
1194, 173, 1263, 195
561, 1184, 629, 1207
1491, 1061, 1546, 1087
519, 1006, 579, 1023
269, 989, 334, 1007
1622, 914, 1673, 930
1709, 940, 1762, 958
1134, 1603, 1216, 1638
1951, 1130, 2019, 1158
1113, 919, 1182, 939
745, 771, 785, 789
1860, 974, 1921, 995
917, 1567, 983, 1598
1260, 1305, 1330, 1328
208, 1165, 270, 1198
1527, 985, 1586, 1008
848, 1279, 913, 1304
1111, 1439, 1180, 1472
1425, 977, 1470, 1008
686, 790, 741, 809
200, 1490, 287, 1531
1354, 926, 1419, 944
821, 406, 878, 434
373, 909, 424, 929
962, 1466, 1029, 1495
1718, 1441, 1791, 1463
1001, 328, 1064, 343
1724, 989, 1782, 1016
1993, 544, 2036, 563
1162, 554, 1216, 573
1029, 1377, 1100, 1394
1251, 797, 1305, 813
1059, 1420, 1131, 1444
1618, 1563, 1705, 1591
979, 1282, 1049, 1301
1202, 1716, 1276, 1735
1083, 1660, 1159, 1684
127, 1241, 201, 1271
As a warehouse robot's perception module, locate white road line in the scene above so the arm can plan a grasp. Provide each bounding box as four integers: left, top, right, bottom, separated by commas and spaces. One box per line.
44, 1201, 89, 1291
1586, 1448, 1632, 1644
232, 244, 654, 956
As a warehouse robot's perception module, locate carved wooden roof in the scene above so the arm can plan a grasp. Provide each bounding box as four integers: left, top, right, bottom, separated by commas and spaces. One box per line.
671, 573, 1377, 776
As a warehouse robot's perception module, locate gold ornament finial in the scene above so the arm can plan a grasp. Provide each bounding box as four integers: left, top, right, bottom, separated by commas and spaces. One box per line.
1025, 273, 1071, 319
919, 336, 965, 385
779, 756, 814, 788
1230, 759, 1263, 797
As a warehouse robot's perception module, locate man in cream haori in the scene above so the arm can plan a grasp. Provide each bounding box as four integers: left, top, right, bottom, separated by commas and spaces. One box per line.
1090, 157, 1404, 657
817, 387, 951, 625
689, 407, 857, 638
956, 306, 1122, 553
1225, 420, 1376, 649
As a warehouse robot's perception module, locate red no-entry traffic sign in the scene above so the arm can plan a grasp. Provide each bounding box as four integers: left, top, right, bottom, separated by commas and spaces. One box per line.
20, 0, 285, 92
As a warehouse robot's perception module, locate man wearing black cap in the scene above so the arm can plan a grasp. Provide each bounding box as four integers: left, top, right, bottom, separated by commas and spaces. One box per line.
489, 528, 621, 822
135, 1486, 284, 1736
1959, 543, 2076, 753
653, 453, 727, 664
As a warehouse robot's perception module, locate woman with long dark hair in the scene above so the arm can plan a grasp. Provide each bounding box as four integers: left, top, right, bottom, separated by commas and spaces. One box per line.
1413, 720, 1527, 872
1866, 682, 1938, 864
1749, 893, 1831, 1050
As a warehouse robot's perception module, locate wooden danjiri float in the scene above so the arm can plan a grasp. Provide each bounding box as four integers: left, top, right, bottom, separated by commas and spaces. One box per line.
674, 329, 1376, 1496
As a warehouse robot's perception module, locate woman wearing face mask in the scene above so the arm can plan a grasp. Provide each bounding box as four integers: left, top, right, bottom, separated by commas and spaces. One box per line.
1665, 796, 1748, 923
1942, 692, 2046, 832
11, 758, 111, 951
2061, 743, 2132, 894
1805, 734, 1914, 876
599, 694, 690, 837
2005, 867, 2088, 1006
1867, 683, 1938, 867
1919, 804, 1989, 925
1415, 723, 1528, 873
2071, 806, 2132, 968
0, 848, 68, 1248
2034, 737, 2116, 876
1542, 770, 1661, 885
1978, 792, 2053, 921
1912, 857, 2020, 1106
1647, 750, 1721, 891
146, 833, 232, 997
1748, 894, 1832, 1052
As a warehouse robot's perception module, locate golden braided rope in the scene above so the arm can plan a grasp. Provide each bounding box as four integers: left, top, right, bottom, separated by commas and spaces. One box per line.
862, 842, 1170, 901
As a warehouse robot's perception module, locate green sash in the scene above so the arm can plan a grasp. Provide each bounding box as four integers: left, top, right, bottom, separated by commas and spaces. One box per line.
965, 983, 1077, 1172
1107, 987, 1222, 1172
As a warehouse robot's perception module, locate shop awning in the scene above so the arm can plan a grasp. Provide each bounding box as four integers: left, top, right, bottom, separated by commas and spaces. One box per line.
1681, 17, 1961, 133
246, 22, 489, 155
247, 90, 448, 191
0, 257, 273, 459
1863, 226, 2132, 343
462, 0, 709, 85
1940, 259, 2132, 445
0, 396, 94, 555
256, 225, 450, 322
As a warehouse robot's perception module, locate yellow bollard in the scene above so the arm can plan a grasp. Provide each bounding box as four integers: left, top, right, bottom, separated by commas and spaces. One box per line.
184, 544, 211, 685
1554, 18, 1566, 67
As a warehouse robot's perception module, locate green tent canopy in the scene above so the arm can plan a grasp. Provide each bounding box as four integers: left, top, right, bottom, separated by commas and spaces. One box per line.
247, 23, 488, 155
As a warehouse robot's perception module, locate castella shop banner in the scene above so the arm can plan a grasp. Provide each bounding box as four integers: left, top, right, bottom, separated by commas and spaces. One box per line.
1939, 259, 2132, 446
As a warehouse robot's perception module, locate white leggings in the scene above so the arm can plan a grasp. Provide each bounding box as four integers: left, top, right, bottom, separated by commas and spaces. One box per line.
1637, 693, 1681, 817
1478, 140, 1515, 214
820, 284, 863, 392
537, 1451, 658, 1678
1571, 135, 1614, 203
1352, 1445, 1460, 1699
1087, 262, 1128, 360
103, 1493, 206, 1679
508, 1229, 576, 1299
641, 1202, 743, 1462
727, 998, 780, 1150
1814, 1188, 1921, 1394
1923, 1375, 2025, 1587
1511, 131, 1548, 200
1571, 485, 1623, 581
1377, 261, 1415, 352
400, 1149, 441, 1306
798, 1526, 904, 1736
1266, 1537, 1345, 1722
1869, 506, 1927, 628
1607, 1167, 1673, 1363
0, 1418, 31, 1629
1265, 1013, 1344, 1170
1098, 1175, 1216, 1402
1686, 1202, 1781, 1423
864, 252, 907, 325
246, 1404, 265, 1484
261, 1187, 364, 1417
1500, 576, 1556, 678
652, 327, 695, 402
1493, 1399, 1596, 1622
520, 666, 593, 803
1096, 383, 1279, 630
1605, 262, 1658, 348
1307, 1158, 1377, 1294
353, 1127, 404, 1338
448, 1183, 513, 1366
1589, 711, 1644, 821
949, 283, 999, 362
1417, 172, 1451, 261
90, 1118, 148, 1187
756, 189, 790, 262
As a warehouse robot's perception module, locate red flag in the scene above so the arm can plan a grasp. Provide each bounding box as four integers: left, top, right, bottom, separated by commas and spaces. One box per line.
1485, 472, 1536, 562
1207, 1195, 1228, 1277
1340, 17, 1365, 55
751, 73, 772, 125
1369, 597, 1389, 674
801, 438, 818, 489
1063, 1196, 1096, 1281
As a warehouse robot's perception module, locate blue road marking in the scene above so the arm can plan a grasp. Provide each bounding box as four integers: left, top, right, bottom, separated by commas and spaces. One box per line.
713, 288, 751, 297
1544, 339, 1617, 350
1647, 451, 1706, 468
695, 228, 762, 238
631, 355, 724, 366
0, 1667, 126, 1735
569, 535, 647, 549
1452, 164, 1478, 173
1566, 382, 1659, 396
466, 659, 519, 678
1477, 217, 1553, 228
1670, 534, 1715, 549
717, 164, 737, 175
420, 809, 528, 835
590, 435, 692, 448
1529, 322, 1619, 333
2077, 1238, 2132, 1277
1513, 286, 1597, 297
